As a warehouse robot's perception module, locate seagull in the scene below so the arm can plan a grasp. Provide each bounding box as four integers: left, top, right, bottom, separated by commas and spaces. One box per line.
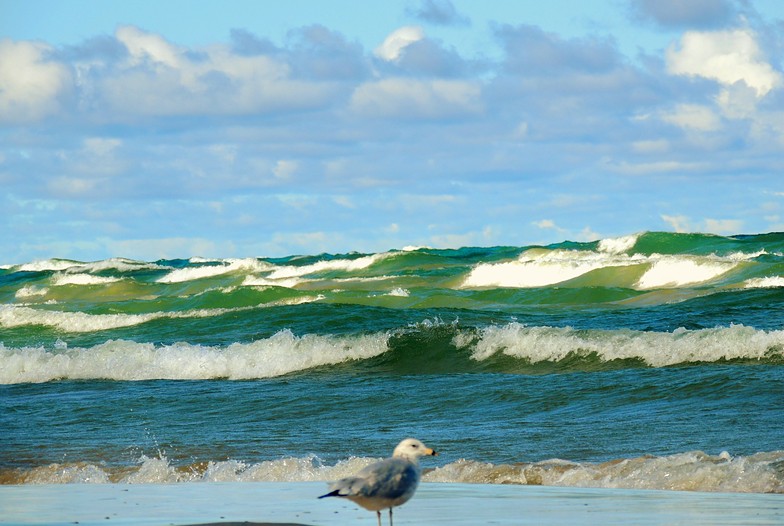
319, 438, 437, 526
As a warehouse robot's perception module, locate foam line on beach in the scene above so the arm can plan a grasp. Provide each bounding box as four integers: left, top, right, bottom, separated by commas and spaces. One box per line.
4, 450, 782, 493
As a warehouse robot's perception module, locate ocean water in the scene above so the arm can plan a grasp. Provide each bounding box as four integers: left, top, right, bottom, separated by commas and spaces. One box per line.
1, 231, 783, 493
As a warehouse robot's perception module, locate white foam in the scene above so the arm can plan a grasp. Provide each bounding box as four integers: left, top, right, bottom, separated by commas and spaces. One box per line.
635, 256, 737, 289
744, 276, 784, 289
0, 305, 157, 332
75, 258, 166, 273
241, 275, 307, 288
386, 287, 410, 297
157, 258, 273, 283
12, 450, 783, 492
466, 323, 784, 367
462, 249, 634, 288
52, 273, 122, 286
15, 286, 49, 298
597, 234, 640, 254
0, 330, 389, 383
462, 248, 752, 290
265, 253, 393, 280
0, 296, 327, 334
424, 451, 784, 493
18, 259, 82, 272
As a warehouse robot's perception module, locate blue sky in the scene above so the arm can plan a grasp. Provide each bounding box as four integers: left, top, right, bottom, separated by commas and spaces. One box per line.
1, 0, 783, 262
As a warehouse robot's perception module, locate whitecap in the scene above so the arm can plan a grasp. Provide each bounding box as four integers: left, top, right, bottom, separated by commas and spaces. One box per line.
157, 258, 272, 283
264, 252, 394, 280
744, 276, 784, 289
0, 329, 389, 383
635, 254, 737, 289
597, 234, 640, 254
462, 249, 633, 288
52, 273, 122, 286
466, 323, 784, 367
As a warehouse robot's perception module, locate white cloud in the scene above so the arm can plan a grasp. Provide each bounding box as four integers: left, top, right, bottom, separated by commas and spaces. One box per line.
350, 78, 482, 118
105, 237, 231, 259
427, 227, 495, 249
661, 215, 743, 234
97, 26, 338, 117
332, 196, 355, 209
0, 39, 72, 123
704, 218, 743, 234
69, 137, 127, 178
662, 214, 692, 233
374, 26, 425, 62
534, 219, 557, 229
47, 176, 97, 197
276, 193, 317, 209
116, 25, 182, 68
666, 29, 782, 97
273, 160, 299, 180
632, 139, 670, 154
661, 103, 722, 131
629, 0, 735, 28
575, 226, 600, 242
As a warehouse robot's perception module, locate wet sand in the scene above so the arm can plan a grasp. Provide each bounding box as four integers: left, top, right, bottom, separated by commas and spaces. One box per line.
2, 482, 783, 525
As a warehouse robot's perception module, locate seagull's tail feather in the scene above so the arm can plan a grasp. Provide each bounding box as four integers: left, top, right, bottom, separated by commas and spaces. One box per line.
318, 489, 342, 499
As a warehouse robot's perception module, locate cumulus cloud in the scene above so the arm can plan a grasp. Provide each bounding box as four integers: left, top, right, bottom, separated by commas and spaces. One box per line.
273, 160, 299, 180
628, 0, 736, 28
285, 25, 369, 81
704, 218, 744, 233
661, 214, 692, 232
495, 24, 622, 75
662, 214, 743, 234
375, 26, 425, 61
2, 12, 784, 261
408, 0, 469, 26
0, 39, 72, 123
660, 103, 722, 131
350, 78, 482, 118
666, 28, 782, 97
92, 26, 342, 118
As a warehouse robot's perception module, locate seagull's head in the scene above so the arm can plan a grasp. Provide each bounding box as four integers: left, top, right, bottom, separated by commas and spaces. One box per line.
392, 438, 437, 462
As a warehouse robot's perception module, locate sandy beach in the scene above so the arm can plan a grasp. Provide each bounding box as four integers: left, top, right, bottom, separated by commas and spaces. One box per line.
2, 482, 782, 526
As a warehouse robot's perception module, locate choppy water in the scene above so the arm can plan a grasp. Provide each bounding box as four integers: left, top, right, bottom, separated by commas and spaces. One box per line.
1, 231, 783, 492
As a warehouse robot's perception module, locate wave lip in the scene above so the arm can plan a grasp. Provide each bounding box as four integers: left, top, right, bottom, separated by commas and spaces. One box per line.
424, 450, 784, 494
745, 276, 784, 289
52, 273, 123, 286
2, 322, 784, 383
635, 256, 737, 290
0, 330, 389, 384
461, 249, 635, 288
156, 258, 273, 283
466, 323, 784, 367
264, 252, 395, 280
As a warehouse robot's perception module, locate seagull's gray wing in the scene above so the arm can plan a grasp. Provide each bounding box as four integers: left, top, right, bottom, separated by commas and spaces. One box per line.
320, 457, 420, 502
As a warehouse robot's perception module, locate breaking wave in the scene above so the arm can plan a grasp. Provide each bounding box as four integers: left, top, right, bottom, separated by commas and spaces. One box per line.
3, 450, 781, 493
2, 322, 782, 384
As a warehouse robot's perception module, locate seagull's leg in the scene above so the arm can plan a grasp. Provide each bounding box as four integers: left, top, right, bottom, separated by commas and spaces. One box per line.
376, 510, 382, 526
389, 507, 393, 526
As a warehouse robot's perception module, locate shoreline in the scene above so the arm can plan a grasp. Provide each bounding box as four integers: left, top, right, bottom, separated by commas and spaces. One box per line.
2, 482, 783, 526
